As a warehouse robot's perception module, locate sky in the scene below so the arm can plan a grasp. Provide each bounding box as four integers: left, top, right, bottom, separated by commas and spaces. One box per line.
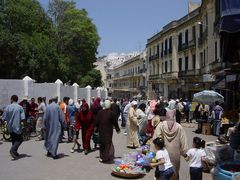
39, 0, 201, 56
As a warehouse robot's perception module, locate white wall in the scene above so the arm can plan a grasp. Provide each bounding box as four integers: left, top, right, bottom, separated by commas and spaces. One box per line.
0, 79, 108, 108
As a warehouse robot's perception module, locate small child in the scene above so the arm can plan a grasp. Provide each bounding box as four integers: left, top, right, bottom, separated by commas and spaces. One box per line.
184, 137, 207, 180
151, 137, 174, 180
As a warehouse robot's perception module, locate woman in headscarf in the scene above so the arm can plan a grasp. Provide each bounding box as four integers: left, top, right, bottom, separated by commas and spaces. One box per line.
152, 99, 188, 180
95, 100, 120, 162
77, 102, 94, 155
127, 101, 140, 148
91, 97, 103, 123
136, 103, 147, 144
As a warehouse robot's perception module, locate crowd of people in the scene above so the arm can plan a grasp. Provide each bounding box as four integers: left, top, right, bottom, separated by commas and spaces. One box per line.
0, 94, 232, 180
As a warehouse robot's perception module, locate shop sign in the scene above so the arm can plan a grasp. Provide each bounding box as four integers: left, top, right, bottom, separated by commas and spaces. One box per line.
203, 74, 216, 82
226, 75, 236, 82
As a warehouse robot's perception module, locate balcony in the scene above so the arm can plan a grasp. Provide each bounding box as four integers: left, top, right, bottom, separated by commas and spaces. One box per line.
149, 74, 160, 80
161, 72, 175, 79
198, 29, 208, 47
149, 53, 159, 61
178, 69, 200, 77
188, 39, 196, 48
138, 85, 147, 90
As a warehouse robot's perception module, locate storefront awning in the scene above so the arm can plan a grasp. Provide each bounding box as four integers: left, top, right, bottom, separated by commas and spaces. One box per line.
220, 0, 240, 33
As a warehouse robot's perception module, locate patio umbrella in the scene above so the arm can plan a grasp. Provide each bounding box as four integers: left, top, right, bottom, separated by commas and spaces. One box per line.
193, 90, 224, 105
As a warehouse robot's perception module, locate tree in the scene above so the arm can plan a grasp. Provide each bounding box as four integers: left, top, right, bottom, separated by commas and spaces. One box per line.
48, 0, 100, 84
80, 69, 102, 88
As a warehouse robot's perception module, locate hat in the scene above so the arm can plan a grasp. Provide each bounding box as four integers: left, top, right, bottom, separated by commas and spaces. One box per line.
104, 100, 111, 109
22, 96, 29, 100
131, 101, 138, 106
68, 99, 74, 105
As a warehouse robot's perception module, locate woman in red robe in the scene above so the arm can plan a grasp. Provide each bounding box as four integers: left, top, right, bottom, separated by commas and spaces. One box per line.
77, 102, 94, 155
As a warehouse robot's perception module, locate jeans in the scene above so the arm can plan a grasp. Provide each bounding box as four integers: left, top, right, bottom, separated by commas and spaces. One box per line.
213, 120, 221, 136
155, 167, 174, 180
190, 167, 202, 180
10, 132, 23, 155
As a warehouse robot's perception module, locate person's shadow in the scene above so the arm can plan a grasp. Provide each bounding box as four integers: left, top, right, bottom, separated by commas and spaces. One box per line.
11, 154, 32, 161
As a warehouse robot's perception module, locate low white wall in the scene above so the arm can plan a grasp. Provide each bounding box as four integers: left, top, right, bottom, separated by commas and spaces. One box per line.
0, 78, 108, 108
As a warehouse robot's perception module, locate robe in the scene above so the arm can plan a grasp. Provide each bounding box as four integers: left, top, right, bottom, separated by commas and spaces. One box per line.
96, 109, 120, 161
43, 102, 66, 157
152, 110, 188, 180
127, 107, 140, 147
78, 110, 94, 151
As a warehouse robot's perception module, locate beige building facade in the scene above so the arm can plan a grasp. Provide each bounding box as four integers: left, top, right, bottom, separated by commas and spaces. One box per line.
146, 0, 221, 100
111, 51, 147, 99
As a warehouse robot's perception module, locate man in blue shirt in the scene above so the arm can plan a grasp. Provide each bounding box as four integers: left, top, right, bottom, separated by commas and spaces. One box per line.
3, 95, 25, 160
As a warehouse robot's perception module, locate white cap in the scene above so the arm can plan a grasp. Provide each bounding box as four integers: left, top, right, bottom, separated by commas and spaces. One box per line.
131, 101, 138, 106
104, 100, 111, 109
68, 99, 74, 105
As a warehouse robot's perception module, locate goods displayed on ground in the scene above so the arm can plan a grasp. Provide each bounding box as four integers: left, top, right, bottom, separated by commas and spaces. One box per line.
111, 146, 155, 178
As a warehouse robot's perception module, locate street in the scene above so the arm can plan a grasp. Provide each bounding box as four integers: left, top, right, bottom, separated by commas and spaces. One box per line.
0, 122, 216, 180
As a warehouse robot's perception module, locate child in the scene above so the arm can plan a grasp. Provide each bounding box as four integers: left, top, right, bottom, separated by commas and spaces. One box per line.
151, 137, 174, 180
184, 137, 207, 180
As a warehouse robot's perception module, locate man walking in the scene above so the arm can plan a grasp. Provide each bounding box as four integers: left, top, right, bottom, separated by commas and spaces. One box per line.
43, 97, 66, 159
3, 95, 25, 160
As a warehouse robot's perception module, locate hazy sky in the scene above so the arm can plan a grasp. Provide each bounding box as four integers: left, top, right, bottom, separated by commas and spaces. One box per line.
39, 0, 201, 56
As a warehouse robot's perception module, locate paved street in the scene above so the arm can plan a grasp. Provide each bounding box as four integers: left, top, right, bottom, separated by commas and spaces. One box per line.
0, 122, 216, 180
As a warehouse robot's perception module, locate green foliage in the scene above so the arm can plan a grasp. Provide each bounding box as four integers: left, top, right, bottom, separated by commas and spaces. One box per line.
0, 0, 100, 87
80, 69, 103, 88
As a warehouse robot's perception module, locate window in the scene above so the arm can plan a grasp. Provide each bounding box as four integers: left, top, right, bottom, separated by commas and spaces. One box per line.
170, 60, 172, 72
162, 62, 164, 73
165, 61, 168, 73
192, 54, 196, 69
179, 58, 182, 71
200, 52, 203, 67
215, 41, 218, 61
199, 24, 203, 38
204, 49, 206, 66
185, 30, 189, 44
178, 33, 182, 46
185, 56, 188, 70
192, 26, 196, 42
169, 37, 172, 53
157, 44, 160, 55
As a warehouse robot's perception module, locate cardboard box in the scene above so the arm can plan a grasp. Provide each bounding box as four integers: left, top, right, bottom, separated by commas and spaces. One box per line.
202, 123, 211, 135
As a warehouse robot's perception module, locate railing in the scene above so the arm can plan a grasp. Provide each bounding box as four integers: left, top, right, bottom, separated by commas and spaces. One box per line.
149, 74, 160, 80
149, 54, 159, 61
178, 69, 200, 77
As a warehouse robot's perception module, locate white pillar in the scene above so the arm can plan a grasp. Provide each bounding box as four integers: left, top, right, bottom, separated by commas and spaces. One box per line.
72, 83, 79, 102
86, 85, 92, 106
23, 76, 33, 97
104, 88, 108, 100
55, 79, 63, 102
96, 87, 101, 98
164, 83, 168, 98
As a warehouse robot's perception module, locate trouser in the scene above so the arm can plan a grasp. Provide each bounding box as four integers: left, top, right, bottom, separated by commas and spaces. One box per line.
10, 132, 23, 155
213, 120, 221, 136
67, 125, 73, 142
121, 113, 127, 128
190, 167, 202, 180
36, 117, 44, 139
155, 166, 174, 180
